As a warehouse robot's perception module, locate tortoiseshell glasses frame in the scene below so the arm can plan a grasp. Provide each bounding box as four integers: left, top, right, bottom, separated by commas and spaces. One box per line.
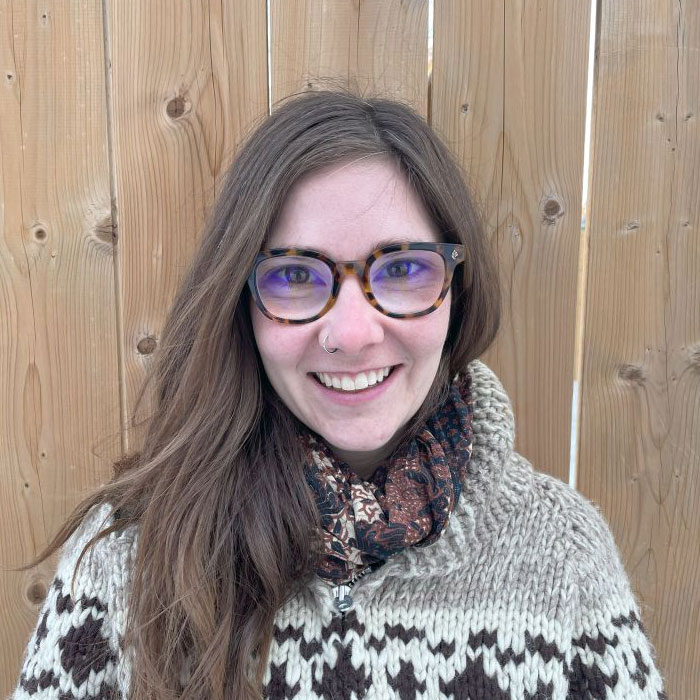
247, 242, 466, 324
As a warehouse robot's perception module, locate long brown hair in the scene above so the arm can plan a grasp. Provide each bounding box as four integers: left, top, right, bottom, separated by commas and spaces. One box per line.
16, 90, 501, 699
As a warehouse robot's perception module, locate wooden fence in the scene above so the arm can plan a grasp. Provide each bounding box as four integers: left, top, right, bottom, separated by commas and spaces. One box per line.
1, 1, 697, 697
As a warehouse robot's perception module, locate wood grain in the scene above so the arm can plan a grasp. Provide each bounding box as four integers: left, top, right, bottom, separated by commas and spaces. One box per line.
580, 0, 700, 693
271, 0, 429, 115
107, 0, 268, 451
0, 1, 119, 693
431, 0, 590, 484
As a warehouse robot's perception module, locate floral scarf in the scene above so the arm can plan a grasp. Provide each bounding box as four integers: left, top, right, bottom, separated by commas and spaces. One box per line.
301, 370, 474, 585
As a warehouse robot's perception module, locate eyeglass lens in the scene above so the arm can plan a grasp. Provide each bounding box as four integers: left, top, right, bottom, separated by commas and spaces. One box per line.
254, 250, 447, 320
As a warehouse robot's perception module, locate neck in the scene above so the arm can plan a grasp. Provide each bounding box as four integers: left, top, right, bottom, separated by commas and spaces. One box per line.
329, 432, 404, 480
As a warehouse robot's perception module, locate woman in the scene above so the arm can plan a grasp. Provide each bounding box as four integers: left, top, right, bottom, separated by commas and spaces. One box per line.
11, 91, 667, 700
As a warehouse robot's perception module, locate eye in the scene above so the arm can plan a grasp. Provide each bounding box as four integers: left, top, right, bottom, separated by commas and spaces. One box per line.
376, 257, 426, 279
282, 265, 312, 284
258, 261, 328, 290
384, 260, 417, 277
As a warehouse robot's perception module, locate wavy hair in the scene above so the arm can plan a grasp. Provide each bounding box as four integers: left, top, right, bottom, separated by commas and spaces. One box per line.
17, 90, 501, 699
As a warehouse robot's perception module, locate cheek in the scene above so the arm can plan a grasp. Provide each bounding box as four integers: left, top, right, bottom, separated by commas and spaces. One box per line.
405, 293, 452, 358
250, 306, 308, 378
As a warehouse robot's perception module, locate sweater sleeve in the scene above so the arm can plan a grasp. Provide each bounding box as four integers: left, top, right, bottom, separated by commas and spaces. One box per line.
563, 493, 669, 699
8, 504, 131, 700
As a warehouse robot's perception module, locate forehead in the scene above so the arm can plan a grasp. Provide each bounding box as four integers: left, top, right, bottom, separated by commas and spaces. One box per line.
266, 156, 440, 257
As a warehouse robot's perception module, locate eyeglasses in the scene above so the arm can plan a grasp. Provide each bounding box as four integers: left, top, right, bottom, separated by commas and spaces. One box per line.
247, 242, 466, 324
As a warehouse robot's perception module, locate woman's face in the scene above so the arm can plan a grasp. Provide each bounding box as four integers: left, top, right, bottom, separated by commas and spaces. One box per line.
251, 157, 451, 469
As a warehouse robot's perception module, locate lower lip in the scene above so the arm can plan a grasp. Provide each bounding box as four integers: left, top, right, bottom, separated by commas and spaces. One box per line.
308, 366, 401, 405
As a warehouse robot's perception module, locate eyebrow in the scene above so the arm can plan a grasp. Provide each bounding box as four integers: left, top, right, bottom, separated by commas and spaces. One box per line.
371, 237, 407, 249
279, 237, 409, 258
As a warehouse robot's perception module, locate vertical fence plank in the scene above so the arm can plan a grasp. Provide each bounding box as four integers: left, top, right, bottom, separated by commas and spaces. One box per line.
107, 0, 268, 449
271, 0, 428, 115
431, 0, 590, 483
0, 1, 117, 693
580, 1, 699, 692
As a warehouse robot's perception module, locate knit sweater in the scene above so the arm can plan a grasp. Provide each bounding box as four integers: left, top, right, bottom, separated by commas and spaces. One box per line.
9, 359, 668, 700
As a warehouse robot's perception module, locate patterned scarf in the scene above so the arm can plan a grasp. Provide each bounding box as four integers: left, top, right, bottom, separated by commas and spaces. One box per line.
301, 370, 474, 585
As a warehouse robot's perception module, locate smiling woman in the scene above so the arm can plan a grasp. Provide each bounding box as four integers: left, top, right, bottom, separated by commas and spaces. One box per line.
251, 159, 458, 476
9, 91, 667, 700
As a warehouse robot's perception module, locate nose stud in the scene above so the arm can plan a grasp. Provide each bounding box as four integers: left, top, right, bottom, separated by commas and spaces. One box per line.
322, 334, 338, 354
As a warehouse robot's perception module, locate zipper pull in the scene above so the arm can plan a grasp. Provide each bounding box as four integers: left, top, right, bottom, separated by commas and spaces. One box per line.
333, 584, 353, 613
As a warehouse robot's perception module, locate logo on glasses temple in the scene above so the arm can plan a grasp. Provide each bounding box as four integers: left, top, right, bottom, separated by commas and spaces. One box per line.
451, 249, 459, 260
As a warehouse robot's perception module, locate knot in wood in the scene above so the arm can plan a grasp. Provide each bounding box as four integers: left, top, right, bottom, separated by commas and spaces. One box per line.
95, 216, 115, 244
541, 196, 564, 224
618, 363, 645, 384
27, 580, 47, 604
688, 343, 700, 368
166, 95, 187, 119
137, 335, 158, 355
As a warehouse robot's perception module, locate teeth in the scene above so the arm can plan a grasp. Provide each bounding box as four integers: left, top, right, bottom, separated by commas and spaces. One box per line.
315, 366, 393, 392
355, 373, 369, 390
341, 376, 355, 391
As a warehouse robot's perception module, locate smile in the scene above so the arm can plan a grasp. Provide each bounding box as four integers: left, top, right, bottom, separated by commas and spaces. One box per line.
313, 366, 395, 392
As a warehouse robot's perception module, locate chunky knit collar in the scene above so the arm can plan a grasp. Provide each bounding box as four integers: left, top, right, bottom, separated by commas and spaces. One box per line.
306, 358, 515, 603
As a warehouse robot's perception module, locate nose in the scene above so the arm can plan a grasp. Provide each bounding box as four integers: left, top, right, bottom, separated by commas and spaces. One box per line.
318, 276, 385, 355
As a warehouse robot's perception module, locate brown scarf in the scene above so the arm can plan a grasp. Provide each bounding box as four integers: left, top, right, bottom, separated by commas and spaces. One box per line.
301, 370, 474, 585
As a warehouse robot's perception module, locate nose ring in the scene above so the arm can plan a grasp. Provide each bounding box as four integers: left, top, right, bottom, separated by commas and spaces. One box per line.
322, 334, 338, 354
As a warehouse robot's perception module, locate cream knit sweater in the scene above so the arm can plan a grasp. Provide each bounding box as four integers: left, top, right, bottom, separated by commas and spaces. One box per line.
9, 360, 668, 699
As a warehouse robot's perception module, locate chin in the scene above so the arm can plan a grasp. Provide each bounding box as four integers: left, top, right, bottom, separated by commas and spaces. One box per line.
328, 437, 388, 452
320, 425, 401, 453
